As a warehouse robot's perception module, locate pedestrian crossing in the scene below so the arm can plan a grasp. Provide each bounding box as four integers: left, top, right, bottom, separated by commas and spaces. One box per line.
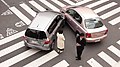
1, 0, 120, 67
87, 43, 120, 67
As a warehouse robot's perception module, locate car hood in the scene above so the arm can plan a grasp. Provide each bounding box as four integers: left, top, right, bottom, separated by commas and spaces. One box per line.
85, 25, 107, 33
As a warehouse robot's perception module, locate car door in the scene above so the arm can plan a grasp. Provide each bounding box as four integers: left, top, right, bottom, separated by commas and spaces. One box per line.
47, 15, 63, 39
65, 9, 83, 32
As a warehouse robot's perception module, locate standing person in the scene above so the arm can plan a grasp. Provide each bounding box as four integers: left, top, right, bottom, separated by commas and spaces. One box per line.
57, 30, 65, 53
76, 33, 86, 60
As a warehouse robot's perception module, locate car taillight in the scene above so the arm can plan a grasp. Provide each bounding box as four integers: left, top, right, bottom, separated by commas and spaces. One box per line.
86, 33, 91, 38
22, 36, 27, 40
104, 29, 108, 34
44, 39, 51, 44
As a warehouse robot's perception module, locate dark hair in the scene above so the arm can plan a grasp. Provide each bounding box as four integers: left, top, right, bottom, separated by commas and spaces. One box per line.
80, 33, 84, 36
58, 30, 63, 34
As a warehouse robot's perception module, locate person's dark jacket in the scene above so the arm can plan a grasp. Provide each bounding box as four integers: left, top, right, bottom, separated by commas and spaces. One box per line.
80, 38, 86, 47
76, 36, 86, 47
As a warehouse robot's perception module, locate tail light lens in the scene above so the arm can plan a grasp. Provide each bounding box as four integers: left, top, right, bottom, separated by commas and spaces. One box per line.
44, 39, 51, 44
104, 29, 108, 34
86, 33, 91, 38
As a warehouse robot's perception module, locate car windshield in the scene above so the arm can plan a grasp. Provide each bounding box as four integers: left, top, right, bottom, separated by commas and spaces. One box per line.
25, 28, 47, 39
85, 18, 103, 29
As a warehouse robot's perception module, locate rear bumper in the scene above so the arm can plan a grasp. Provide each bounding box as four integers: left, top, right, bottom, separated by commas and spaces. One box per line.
86, 34, 107, 42
24, 41, 51, 50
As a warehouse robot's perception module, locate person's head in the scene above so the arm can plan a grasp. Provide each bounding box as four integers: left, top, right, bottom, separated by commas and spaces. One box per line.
58, 30, 63, 34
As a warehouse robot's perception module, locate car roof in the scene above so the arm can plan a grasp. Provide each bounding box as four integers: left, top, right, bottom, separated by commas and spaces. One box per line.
72, 6, 99, 19
28, 11, 60, 31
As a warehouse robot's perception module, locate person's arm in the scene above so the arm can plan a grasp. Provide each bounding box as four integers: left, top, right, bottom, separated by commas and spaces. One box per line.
62, 34, 65, 41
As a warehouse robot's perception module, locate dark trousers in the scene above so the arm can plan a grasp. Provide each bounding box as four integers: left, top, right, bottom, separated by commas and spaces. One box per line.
76, 46, 84, 59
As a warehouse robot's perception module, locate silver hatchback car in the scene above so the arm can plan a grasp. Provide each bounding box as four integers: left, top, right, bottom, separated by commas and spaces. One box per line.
61, 6, 108, 42
23, 11, 65, 50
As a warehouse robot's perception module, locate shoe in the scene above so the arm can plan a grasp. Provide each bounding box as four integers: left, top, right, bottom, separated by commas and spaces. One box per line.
76, 57, 81, 60
76, 58, 80, 60
75, 56, 78, 58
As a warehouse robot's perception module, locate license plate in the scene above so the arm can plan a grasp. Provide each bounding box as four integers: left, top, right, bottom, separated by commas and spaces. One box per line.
95, 39, 100, 42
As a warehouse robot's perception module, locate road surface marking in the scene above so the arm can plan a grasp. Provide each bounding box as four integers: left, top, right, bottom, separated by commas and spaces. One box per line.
6, 28, 18, 36
20, 3, 36, 17
108, 16, 120, 25
85, 0, 109, 8
1, 9, 13, 16
51, 0, 66, 7
0, 34, 4, 39
0, 30, 25, 46
87, 58, 103, 67
98, 51, 117, 66
9, 6, 31, 25
0, 41, 24, 57
1, 0, 10, 8
29, 0, 46, 11
94, 2, 117, 13
52, 60, 69, 67
0, 49, 40, 67
75, 0, 92, 6
15, 21, 26, 27
100, 7, 120, 19
63, 0, 75, 5
108, 45, 120, 57
23, 50, 59, 67
39, 0, 59, 12
117, 40, 120, 45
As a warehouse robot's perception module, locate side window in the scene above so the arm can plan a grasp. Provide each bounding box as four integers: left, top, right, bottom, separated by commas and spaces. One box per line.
66, 9, 82, 24
47, 16, 59, 34
66, 9, 75, 17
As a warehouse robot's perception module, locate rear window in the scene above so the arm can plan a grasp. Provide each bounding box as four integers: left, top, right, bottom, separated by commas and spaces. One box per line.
85, 18, 103, 29
25, 29, 47, 39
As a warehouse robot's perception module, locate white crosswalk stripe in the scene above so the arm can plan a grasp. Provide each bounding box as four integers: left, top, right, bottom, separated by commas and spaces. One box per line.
108, 45, 120, 57
29, 0, 46, 11
1, 0, 120, 67
98, 51, 117, 66
63, 0, 75, 5
0, 41, 24, 57
87, 58, 103, 67
117, 40, 120, 45
94, 2, 117, 13
85, 0, 109, 8
52, 60, 69, 67
20, 3, 36, 17
9, 6, 31, 25
100, 7, 120, 19
51, 0, 66, 7
0, 30, 25, 46
39, 0, 59, 12
0, 49, 40, 67
75, 0, 92, 6
108, 16, 120, 25
23, 50, 59, 67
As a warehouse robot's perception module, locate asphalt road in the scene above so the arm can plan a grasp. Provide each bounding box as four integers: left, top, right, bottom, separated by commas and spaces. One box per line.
0, 0, 120, 67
